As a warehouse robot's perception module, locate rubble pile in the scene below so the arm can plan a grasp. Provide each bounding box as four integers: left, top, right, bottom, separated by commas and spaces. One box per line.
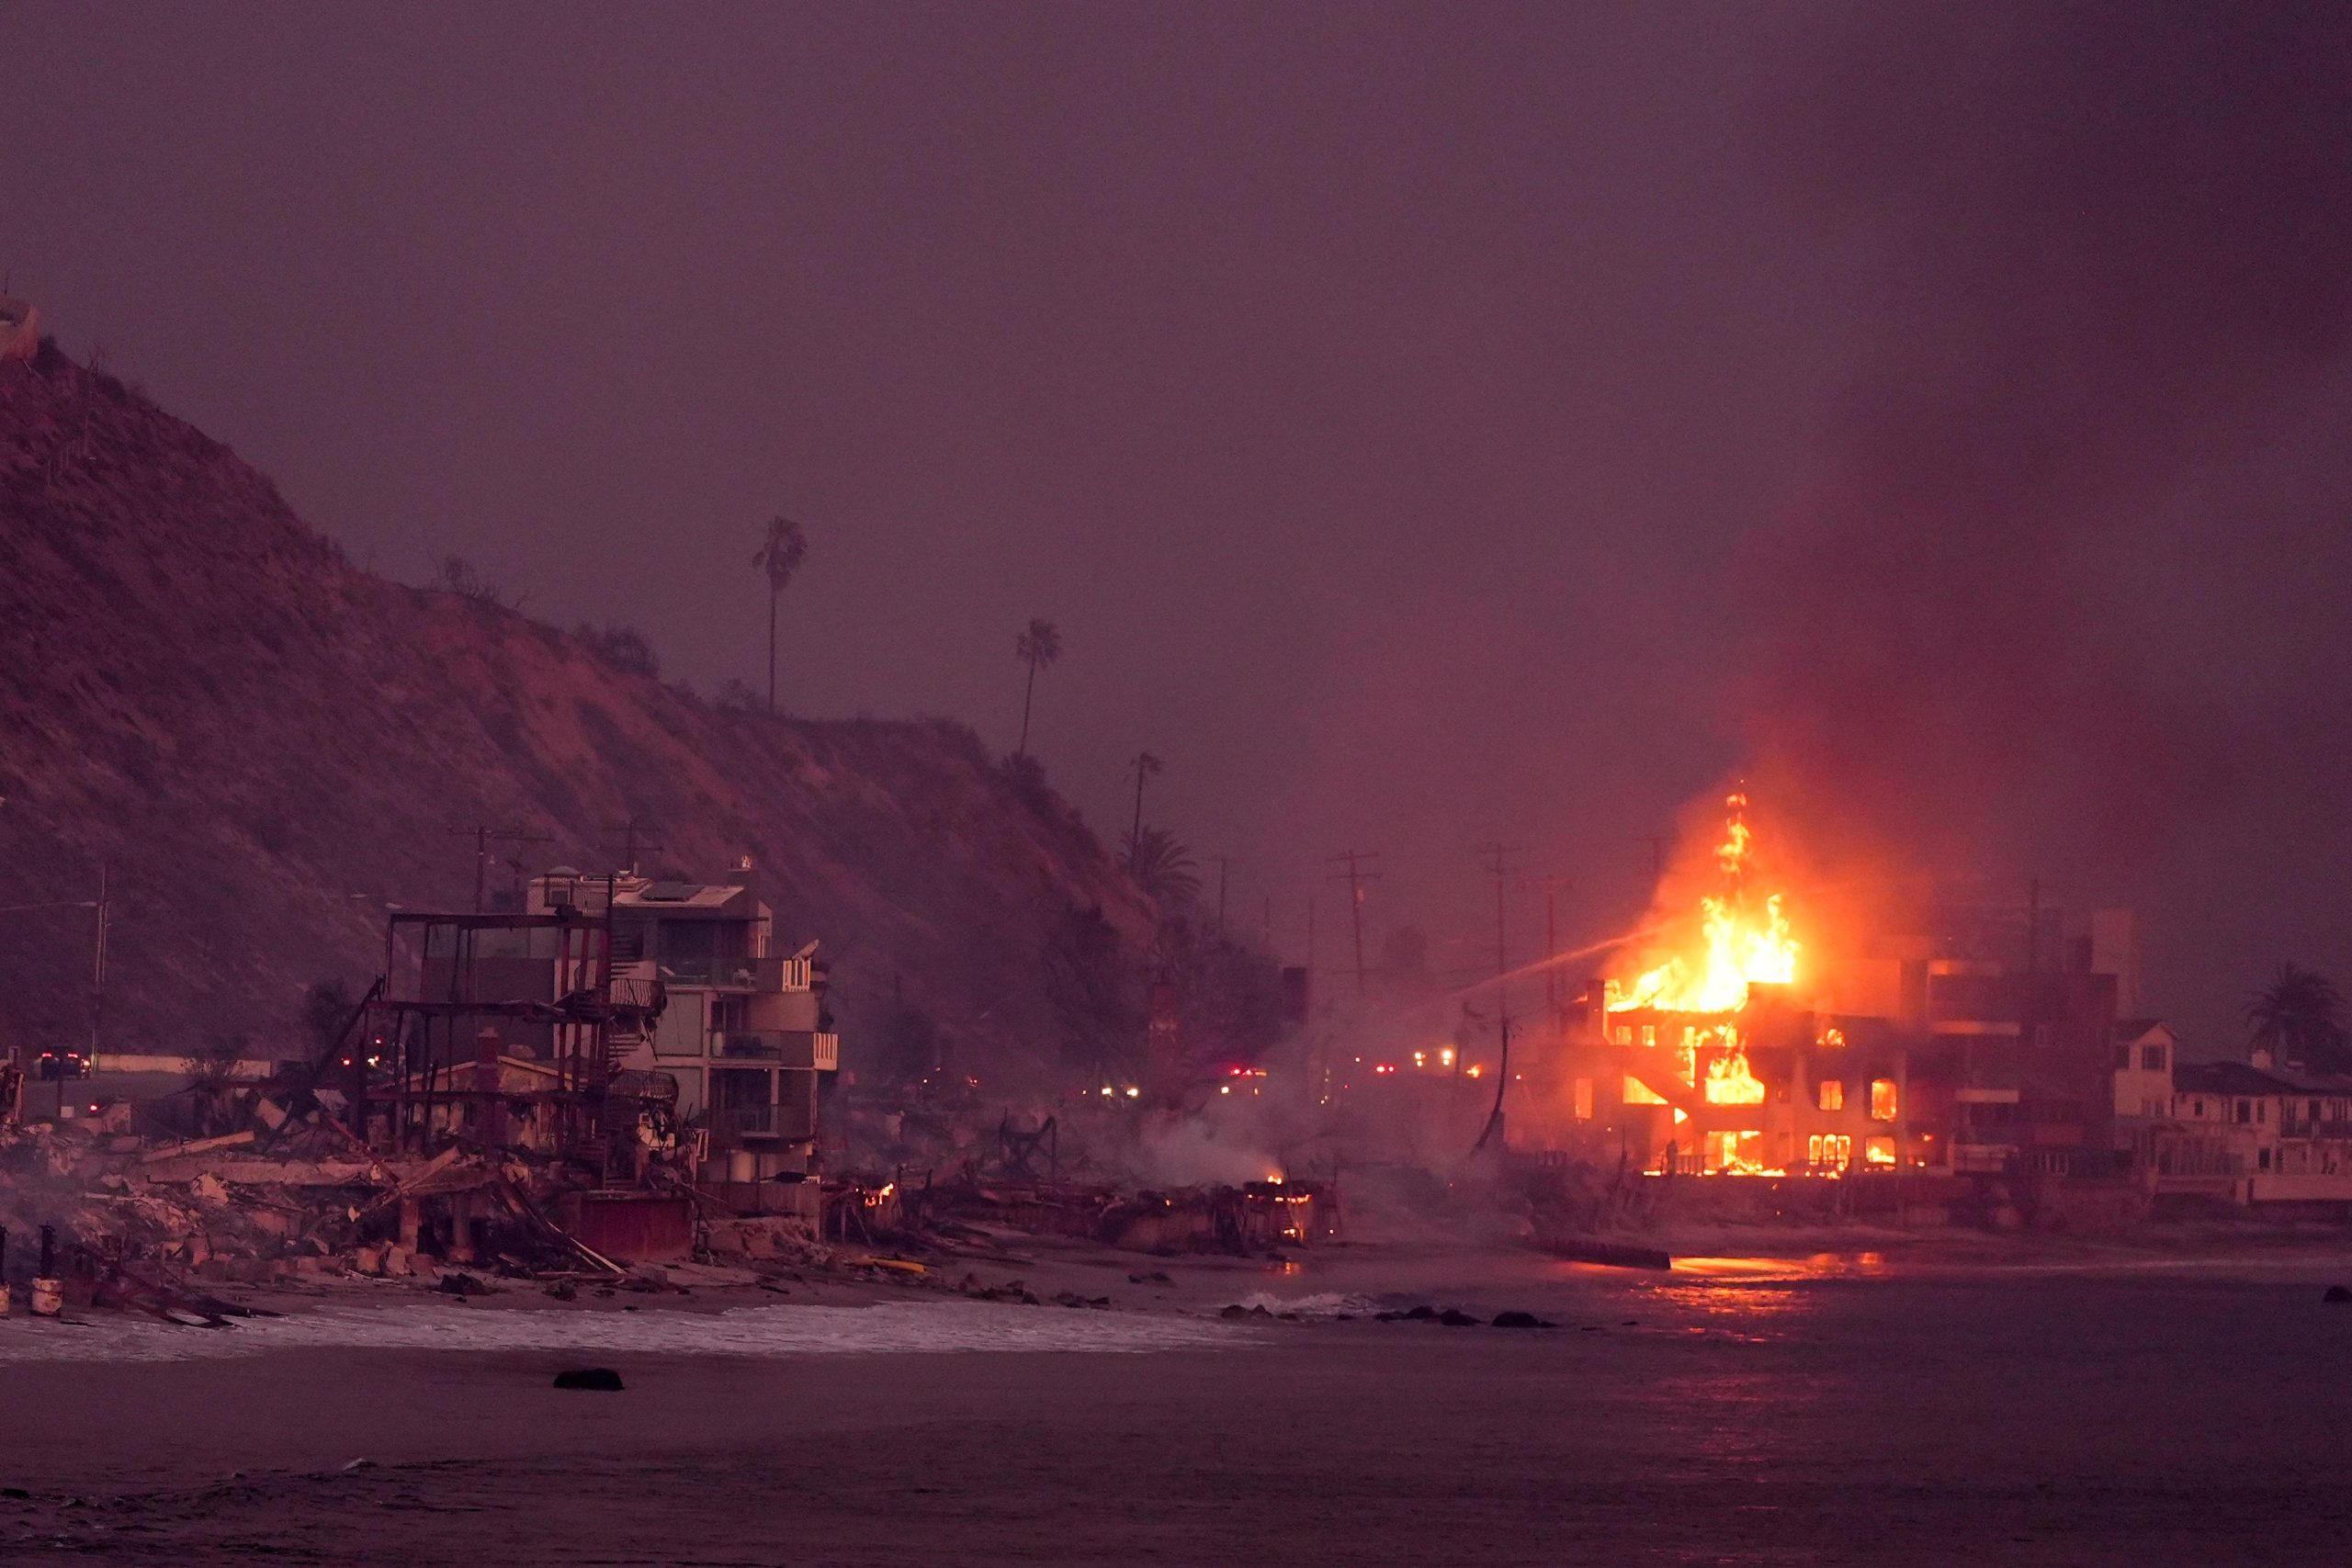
0, 1106, 847, 1320
899, 1175, 1340, 1256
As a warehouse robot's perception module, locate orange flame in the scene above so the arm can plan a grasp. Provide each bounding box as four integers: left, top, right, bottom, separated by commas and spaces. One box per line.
1702, 1044, 1766, 1106
1613, 791, 1798, 1013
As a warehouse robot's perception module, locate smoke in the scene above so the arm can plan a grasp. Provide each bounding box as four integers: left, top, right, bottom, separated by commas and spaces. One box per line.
1740, 1, 2352, 964
1129, 1113, 1281, 1190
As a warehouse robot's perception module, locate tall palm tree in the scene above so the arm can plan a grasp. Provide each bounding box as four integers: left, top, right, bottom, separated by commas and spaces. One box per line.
1013, 618, 1061, 757
1124, 825, 1201, 908
1127, 750, 1162, 872
2245, 963, 2348, 1070
752, 515, 808, 714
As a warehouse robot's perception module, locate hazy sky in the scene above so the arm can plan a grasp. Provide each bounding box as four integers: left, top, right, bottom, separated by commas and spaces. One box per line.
9, 2, 2349, 1044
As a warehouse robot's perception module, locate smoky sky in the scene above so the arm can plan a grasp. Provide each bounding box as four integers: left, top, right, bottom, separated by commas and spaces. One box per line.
1747, 0, 2352, 1031
6, 2, 2348, 1046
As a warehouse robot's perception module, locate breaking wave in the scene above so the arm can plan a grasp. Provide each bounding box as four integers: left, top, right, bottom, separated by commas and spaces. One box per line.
0, 1299, 1250, 1364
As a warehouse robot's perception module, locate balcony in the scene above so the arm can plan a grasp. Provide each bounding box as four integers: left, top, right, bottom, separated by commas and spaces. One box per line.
658, 954, 815, 991
713, 1031, 840, 1070
709, 1101, 819, 1143
714, 1103, 779, 1138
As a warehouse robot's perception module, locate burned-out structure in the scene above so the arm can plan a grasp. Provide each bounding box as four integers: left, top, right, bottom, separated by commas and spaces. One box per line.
360, 900, 662, 1168
357, 869, 838, 1205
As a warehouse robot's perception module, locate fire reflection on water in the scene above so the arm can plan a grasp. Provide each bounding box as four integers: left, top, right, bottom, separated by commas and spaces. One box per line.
1671, 1252, 1891, 1280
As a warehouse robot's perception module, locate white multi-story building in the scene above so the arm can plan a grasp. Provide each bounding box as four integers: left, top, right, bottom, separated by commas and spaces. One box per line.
531, 871, 838, 1183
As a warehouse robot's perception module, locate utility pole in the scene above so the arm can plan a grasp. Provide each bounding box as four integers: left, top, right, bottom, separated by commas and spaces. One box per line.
497, 829, 554, 907
1477, 844, 1516, 990
1524, 873, 1573, 1047
1473, 844, 1516, 1095
1204, 855, 1236, 934
1634, 833, 1668, 885
600, 818, 665, 877
451, 825, 493, 913
1325, 850, 1381, 995
87, 862, 109, 1074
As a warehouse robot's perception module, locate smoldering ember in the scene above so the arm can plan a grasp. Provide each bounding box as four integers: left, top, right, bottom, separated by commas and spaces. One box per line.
6, 6, 2352, 1567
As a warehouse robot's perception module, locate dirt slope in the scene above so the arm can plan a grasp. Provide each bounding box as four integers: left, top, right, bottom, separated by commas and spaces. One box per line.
0, 342, 1149, 1074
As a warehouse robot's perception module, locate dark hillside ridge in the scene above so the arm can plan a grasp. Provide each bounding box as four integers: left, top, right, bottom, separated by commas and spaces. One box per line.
0, 343, 1151, 1076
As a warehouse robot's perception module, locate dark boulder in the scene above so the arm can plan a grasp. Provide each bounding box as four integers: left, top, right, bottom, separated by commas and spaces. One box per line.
552, 1368, 625, 1392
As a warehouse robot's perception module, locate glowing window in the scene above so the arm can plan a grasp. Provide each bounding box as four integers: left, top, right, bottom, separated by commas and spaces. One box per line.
1573, 1077, 1594, 1121
1869, 1078, 1898, 1122
1613, 1024, 1633, 1045
1865, 1135, 1896, 1166
1817, 1079, 1845, 1112
1623, 1075, 1668, 1106
1806, 1134, 1851, 1168
1641, 1024, 1657, 1048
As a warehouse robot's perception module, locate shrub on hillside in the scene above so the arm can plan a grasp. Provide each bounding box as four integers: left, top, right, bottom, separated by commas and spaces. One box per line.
574, 623, 661, 679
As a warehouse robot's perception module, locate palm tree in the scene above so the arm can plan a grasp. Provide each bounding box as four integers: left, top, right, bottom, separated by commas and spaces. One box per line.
1124, 826, 1201, 908
1127, 751, 1162, 872
1013, 618, 1061, 757
752, 515, 808, 714
2245, 964, 2348, 1071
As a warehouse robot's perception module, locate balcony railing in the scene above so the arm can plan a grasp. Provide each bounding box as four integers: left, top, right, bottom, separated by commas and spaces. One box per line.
709, 1102, 819, 1142
713, 1031, 839, 1070
658, 955, 814, 991
714, 1104, 777, 1137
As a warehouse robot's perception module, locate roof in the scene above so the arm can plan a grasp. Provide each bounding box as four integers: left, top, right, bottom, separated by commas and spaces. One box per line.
2261, 1065, 2352, 1096
613, 880, 751, 912
2113, 1019, 2173, 1043
2175, 1061, 2301, 1097
2173, 1058, 2352, 1098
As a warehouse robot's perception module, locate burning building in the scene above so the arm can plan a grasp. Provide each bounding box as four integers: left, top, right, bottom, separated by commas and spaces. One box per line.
1528, 792, 2132, 1179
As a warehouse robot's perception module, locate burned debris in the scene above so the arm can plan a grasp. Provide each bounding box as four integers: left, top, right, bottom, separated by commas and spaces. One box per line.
0, 867, 867, 1318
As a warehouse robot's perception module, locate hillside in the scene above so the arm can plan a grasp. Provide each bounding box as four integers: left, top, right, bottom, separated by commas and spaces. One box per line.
0, 342, 1154, 1078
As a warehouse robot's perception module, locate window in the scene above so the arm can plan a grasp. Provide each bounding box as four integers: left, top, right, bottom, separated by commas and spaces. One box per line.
1865, 1135, 1897, 1167
1613, 1024, 1633, 1045
1641, 1024, 1657, 1048
1869, 1078, 1898, 1122
1817, 1079, 1845, 1111
2257, 1100, 2267, 1124
1573, 1077, 1594, 1121
2142, 1044, 2165, 1072
2259, 1148, 2273, 1171
1806, 1133, 1851, 1168
2235, 1100, 2250, 1124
